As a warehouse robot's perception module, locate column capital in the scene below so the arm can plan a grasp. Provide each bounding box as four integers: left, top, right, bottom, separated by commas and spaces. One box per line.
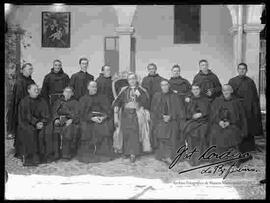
229, 25, 238, 35
115, 26, 135, 35
244, 24, 265, 33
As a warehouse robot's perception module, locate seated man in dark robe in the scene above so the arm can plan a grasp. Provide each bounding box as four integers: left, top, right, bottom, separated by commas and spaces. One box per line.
151, 80, 186, 164
228, 63, 263, 152
40, 59, 70, 107
96, 65, 114, 104
52, 86, 80, 160
169, 64, 192, 106
76, 81, 115, 163
69, 57, 94, 100
182, 83, 210, 166
142, 63, 165, 105
113, 73, 150, 163
192, 59, 222, 102
17, 84, 56, 166
208, 84, 248, 163
6, 63, 35, 157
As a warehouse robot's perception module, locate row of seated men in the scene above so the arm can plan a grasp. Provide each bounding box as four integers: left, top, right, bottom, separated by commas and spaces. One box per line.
6, 57, 263, 167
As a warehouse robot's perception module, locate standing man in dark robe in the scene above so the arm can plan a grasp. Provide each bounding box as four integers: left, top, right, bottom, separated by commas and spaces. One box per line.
169, 64, 192, 103
6, 63, 35, 158
96, 65, 114, 104
52, 86, 80, 160
69, 57, 94, 100
192, 59, 222, 102
182, 83, 210, 166
208, 84, 249, 164
151, 80, 186, 164
112, 73, 150, 163
40, 59, 70, 107
141, 63, 165, 105
17, 84, 56, 166
228, 63, 263, 152
76, 81, 115, 163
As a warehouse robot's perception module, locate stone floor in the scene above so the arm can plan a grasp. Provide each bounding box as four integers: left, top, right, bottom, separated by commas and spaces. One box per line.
5, 134, 266, 199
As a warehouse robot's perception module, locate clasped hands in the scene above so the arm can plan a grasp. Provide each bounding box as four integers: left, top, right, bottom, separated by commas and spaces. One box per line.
163, 115, 171, 123
91, 116, 105, 124
54, 118, 73, 127
192, 113, 202, 119
219, 120, 230, 128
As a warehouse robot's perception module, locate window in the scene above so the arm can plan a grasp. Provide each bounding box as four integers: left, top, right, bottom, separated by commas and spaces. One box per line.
174, 5, 201, 44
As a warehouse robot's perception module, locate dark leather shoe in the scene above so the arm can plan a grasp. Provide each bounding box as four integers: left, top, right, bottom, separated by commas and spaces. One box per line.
130, 155, 136, 163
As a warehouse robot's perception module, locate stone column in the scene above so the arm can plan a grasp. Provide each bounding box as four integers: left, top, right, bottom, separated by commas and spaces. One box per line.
227, 5, 240, 72
243, 4, 265, 89
229, 26, 239, 71
113, 5, 137, 72
115, 26, 135, 72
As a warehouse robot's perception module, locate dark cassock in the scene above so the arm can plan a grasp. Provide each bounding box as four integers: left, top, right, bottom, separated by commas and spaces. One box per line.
112, 86, 150, 158
76, 93, 115, 163
69, 71, 94, 100
169, 76, 192, 105
6, 73, 35, 156
142, 73, 165, 104
52, 96, 80, 159
192, 70, 222, 102
169, 76, 192, 117
208, 95, 247, 156
150, 90, 186, 162
228, 75, 263, 152
40, 68, 70, 106
182, 95, 210, 166
17, 95, 56, 165
96, 73, 114, 104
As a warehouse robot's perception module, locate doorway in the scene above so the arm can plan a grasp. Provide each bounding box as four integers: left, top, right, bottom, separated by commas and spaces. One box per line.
104, 36, 136, 76
104, 36, 119, 77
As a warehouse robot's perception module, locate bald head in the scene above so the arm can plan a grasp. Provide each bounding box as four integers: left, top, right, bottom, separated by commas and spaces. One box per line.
160, 80, 170, 93
222, 84, 233, 99
88, 81, 97, 95
28, 83, 39, 98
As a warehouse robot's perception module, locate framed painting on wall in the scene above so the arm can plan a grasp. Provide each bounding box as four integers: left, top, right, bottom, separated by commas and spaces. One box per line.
42, 12, 70, 48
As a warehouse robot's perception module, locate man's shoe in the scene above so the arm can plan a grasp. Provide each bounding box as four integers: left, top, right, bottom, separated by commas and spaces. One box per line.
14, 153, 23, 160
130, 155, 136, 163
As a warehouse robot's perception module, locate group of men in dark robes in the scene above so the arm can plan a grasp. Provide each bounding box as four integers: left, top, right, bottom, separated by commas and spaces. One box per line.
6, 57, 263, 167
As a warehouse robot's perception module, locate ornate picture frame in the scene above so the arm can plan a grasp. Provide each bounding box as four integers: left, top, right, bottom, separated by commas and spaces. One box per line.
41, 11, 71, 48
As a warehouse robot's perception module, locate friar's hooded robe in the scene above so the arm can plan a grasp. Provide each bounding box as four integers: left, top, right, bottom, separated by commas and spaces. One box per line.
96, 73, 114, 104
208, 95, 248, 153
40, 68, 70, 106
77, 92, 115, 163
169, 76, 191, 97
6, 73, 35, 155
17, 95, 55, 164
182, 94, 210, 165
150, 89, 186, 160
69, 70, 94, 100
52, 95, 80, 159
192, 70, 222, 102
228, 75, 263, 152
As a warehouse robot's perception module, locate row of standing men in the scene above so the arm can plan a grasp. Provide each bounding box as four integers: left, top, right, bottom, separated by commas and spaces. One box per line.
6, 57, 263, 166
